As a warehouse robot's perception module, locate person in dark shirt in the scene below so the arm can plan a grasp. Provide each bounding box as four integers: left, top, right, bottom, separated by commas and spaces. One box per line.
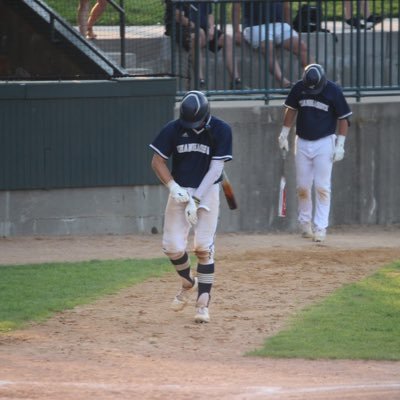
233, 1, 314, 88
278, 64, 352, 242
164, 0, 193, 52
164, 1, 241, 89
150, 90, 234, 323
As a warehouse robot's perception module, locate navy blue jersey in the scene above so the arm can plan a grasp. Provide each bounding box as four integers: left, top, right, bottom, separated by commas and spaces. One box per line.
243, 1, 284, 29
284, 80, 352, 141
150, 116, 232, 188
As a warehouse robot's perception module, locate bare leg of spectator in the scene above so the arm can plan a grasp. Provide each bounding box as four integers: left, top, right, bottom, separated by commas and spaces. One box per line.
361, 1, 371, 19
192, 29, 207, 87
345, 1, 371, 20
86, 0, 107, 40
77, 0, 90, 36
263, 41, 291, 88
218, 33, 240, 84
282, 37, 314, 70
344, 1, 375, 29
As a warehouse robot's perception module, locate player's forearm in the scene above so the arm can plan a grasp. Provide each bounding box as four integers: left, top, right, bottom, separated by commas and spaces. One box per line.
151, 154, 173, 186
283, 108, 296, 128
337, 119, 349, 136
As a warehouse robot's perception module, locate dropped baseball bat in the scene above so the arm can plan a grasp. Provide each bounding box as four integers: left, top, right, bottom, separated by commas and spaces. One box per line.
278, 149, 287, 218
221, 170, 238, 210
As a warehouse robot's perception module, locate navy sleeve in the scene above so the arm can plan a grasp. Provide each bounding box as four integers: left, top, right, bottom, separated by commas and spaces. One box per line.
211, 120, 233, 162
149, 120, 177, 159
284, 82, 302, 110
333, 85, 352, 120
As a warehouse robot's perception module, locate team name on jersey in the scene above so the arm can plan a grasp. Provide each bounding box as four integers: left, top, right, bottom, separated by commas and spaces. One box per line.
299, 99, 329, 112
176, 143, 210, 155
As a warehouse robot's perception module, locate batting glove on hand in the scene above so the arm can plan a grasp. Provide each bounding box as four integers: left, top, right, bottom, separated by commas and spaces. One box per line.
167, 180, 190, 203
278, 126, 290, 152
333, 135, 346, 162
185, 197, 199, 225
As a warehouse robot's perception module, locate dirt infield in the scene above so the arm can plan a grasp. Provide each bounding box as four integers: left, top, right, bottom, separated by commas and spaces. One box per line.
1, 226, 400, 399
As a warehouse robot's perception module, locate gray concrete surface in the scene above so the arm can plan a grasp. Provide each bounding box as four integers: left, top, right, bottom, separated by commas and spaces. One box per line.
1, 97, 400, 237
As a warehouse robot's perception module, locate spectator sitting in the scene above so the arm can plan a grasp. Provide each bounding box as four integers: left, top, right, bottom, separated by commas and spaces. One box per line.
164, 0, 242, 90
233, 1, 314, 88
164, 0, 193, 53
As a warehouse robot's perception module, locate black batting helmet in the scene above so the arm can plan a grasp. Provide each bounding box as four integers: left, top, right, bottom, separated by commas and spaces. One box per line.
302, 64, 327, 94
179, 91, 210, 129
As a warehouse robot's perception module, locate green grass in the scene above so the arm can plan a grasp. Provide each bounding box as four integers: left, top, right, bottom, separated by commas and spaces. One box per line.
2, 257, 400, 361
249, 261, 400, 360
44, 1, 397, 27
0, 258, 171, 332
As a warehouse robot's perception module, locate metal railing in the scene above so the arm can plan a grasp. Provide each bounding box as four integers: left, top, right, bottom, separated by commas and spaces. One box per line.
27, 0, 128, 77
104, 0, 126, 67
168, 0, 400, 100
3, 0, 399, 100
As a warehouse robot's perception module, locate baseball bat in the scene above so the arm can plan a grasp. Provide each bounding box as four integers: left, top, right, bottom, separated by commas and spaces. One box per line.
221, 170, 238, 210
278, 149, 287, 217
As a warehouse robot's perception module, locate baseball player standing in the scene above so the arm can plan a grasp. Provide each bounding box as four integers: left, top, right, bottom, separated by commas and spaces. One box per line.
149, 90, 233, 323
278, 64, 352, 242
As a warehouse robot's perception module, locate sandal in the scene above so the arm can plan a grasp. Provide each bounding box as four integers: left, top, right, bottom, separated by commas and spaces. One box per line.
86, 28, 97, 40
230, 78, 242, 90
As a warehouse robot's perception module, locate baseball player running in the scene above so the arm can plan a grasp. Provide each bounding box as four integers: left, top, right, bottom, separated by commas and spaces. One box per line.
278, 64, 352, 242
149, 90, 233, 323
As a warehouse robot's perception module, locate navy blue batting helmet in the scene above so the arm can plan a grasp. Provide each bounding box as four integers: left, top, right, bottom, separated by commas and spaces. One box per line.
302, 64, 327, 94
179, 91, 210, 129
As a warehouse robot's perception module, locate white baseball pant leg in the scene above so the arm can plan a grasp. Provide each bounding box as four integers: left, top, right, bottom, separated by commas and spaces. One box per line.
295, 135, 335, 231
162, 184, 220, 260
193, 184, 220, 264
162, 196, 191, 256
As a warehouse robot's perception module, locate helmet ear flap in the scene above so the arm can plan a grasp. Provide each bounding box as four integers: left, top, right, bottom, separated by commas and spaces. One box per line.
302, 64, 327, 94
179, 91, 210, 129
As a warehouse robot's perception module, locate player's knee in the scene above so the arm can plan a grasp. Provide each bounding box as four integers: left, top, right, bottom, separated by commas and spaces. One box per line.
316, 186, 330, 202
297, 187, 309, 200
163, 250, 185, 262
194, 247, 214, 264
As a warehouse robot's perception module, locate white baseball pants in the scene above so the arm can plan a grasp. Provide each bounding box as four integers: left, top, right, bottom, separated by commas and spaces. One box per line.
295, 134, 336, 231
162, 183, 220, 263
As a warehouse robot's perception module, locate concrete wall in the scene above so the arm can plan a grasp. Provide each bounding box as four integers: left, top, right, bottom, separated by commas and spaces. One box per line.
1, 98, 400, 237
214, 98, 400, 232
